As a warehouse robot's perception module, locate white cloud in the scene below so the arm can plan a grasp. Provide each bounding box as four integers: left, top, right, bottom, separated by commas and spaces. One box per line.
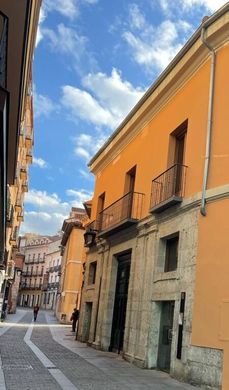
33, 157, 48, 169
62, 68, 145, 129
62, 86, 115, 127
73, 132, 108, 161
20, 187, 92, 235
42, 24, 96, 75
44, 0, 79, 20
36, 0, 99, 46
79, 168, 93, 180
21, 190, 70, 235
21, 211, 66, 236
36, 7, 46, 47
25, 190, 69, 214
123, 14, 193, 72
33, 88, 58, 118
129, 4, 146, 30
66, 188, 93, 207
159, 0, 226, 13
62, 68, 145, 161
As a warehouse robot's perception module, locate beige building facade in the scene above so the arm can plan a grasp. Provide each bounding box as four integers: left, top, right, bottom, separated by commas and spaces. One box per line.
44, 236, 62, 310
0, 0, 41, 318
19, 235, 51, 307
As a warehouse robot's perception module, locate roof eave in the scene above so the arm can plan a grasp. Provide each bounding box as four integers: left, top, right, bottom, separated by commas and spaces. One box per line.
88, 2, 229, 168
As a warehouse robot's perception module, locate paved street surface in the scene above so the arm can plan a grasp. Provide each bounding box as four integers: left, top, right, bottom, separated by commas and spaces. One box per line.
0, 309, 200, 390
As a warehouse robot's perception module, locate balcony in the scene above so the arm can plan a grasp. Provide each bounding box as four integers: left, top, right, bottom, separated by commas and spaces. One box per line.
22, 270, 32, 277
15, 200, 22, 213
0, 12, 8, 89
26, 149, 33, 164
22, 181, 28, 192
6, 205, 14, 228
150, 164, 187, 213
17, 211, 24, 222
21, 284, 42, 291
25, 130, 33, 148
9, 227, 19, 247
98, 191, 144, 238
20, 168, 27, 181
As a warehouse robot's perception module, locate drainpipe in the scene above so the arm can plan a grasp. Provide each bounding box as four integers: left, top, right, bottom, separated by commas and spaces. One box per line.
200, 26, 216, 216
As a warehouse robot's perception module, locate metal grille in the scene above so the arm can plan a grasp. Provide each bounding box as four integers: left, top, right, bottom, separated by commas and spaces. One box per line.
151, 164, 187, 209
99, 191, 144, 232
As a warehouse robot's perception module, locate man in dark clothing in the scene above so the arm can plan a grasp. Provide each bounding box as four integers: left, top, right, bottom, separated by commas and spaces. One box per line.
71, 308, 79, 332
33, 305, 39, 322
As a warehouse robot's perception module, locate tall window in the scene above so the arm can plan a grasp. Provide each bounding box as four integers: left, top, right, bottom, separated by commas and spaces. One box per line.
124, 165, 136, 194
164, 235, 179, 272
88, 261, 97, 285
124, 166, 136, 219
97, 192, 105, 230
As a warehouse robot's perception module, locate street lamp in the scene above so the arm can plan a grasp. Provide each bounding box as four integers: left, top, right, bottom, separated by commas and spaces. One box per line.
84, 230, 96, 247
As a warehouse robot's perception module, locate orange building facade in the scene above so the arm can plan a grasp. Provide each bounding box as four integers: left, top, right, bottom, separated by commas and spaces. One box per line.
78, 5, 229, 389
56, 208, 86, 324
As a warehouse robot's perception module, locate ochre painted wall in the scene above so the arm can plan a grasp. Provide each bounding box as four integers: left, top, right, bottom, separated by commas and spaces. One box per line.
91, 45, 229, 221
60, 227, 85, 321
192, 198, 229, 389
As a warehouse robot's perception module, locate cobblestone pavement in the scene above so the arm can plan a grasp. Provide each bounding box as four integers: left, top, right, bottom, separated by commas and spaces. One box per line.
0, 311, 61, 390
0, 309, 200, 390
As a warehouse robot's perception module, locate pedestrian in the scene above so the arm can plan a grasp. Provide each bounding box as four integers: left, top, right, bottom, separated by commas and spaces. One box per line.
70, 308, 79, 332
33, 305, 39, 322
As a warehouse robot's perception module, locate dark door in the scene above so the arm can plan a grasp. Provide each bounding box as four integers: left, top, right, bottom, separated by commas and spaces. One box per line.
110, 253, 131, 353
158, 301, 175, 372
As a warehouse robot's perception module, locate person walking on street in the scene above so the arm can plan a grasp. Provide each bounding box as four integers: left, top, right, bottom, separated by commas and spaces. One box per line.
33, 305, 40, 322
71, 308, 79, 332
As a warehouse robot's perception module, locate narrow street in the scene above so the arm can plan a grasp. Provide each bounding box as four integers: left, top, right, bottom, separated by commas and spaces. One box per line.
0, 309, 199, 390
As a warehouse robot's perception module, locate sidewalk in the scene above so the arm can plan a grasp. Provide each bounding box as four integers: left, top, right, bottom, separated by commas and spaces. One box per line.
0, 309, 201, 390
45, 311, 199, 390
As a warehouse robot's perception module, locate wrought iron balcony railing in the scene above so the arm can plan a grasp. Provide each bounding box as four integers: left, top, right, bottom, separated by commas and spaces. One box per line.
150, 164, 187, 213
0, 12, 8, 89
98, 191, 144, 237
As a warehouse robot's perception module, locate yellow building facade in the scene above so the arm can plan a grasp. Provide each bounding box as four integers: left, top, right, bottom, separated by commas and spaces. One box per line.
56, 208, 86, 323
78, 5, 229, 389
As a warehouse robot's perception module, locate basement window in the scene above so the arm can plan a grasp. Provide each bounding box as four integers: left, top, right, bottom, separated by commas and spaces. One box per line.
164, 235, 179, 272
88, 261, 97, 285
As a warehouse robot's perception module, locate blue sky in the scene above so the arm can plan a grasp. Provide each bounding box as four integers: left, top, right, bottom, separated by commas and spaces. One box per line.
22, 0, 226, 235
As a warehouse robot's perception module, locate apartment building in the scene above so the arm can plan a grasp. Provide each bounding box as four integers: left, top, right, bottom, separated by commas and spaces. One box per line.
78, 5, 229, 389
44, 236, 62, 310
19, 235, 51, 308
0, 0, 41, 318
56, 208, 86, 323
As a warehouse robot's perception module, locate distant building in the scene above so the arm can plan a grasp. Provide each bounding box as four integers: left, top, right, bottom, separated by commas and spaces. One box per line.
43, 236, 62, 310
56, 208, 86, 323
19, 235, 52, 307
0, 0, 41, 319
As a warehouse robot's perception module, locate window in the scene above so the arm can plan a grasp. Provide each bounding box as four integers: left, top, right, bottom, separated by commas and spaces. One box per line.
168, 120, 187, 167
88, 261, 97, 285
38, 253, 40, 259
97, 192, 106, 230
33, 253, 35, 260
164, 235, 179, 272
124, 165, 136, 194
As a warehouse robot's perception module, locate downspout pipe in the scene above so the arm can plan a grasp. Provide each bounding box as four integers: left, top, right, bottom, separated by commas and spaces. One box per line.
200, 26, 216, 216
